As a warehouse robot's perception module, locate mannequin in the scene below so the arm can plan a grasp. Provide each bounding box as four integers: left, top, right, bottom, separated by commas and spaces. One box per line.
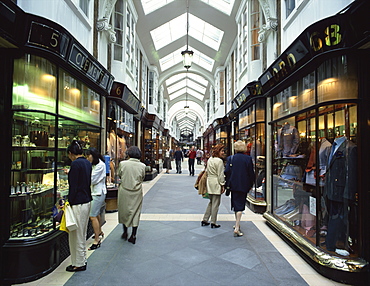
324, 136, 357, 256
278, 122, 299, 157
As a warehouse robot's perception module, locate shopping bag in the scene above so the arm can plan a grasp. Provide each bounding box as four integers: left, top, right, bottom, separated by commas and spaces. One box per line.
60, 201, 78, 232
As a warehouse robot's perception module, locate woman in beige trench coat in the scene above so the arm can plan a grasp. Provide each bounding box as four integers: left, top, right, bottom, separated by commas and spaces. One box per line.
201, 144, 226, 228
117, 146, 146, 244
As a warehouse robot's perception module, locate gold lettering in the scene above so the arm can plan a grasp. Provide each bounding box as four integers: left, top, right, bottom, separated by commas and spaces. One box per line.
279, 61, 288, 77
273, 68, 279, 81
310, 31, 322, 51
116, 86, 122, 96
287, 53, 296, 68
325, 24, 342, 46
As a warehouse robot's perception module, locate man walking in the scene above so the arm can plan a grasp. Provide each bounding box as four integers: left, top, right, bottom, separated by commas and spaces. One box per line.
188, 146, 197, 176
174, 147, 184, 174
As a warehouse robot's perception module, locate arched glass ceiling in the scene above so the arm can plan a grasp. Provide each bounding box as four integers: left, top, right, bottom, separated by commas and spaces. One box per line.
166, 73, 208, 87
141, 0, 175, 15
201, 0, 235, 16
159, 46, 214, 72
150, 13, 223, 51
142, 0, 235, 16
169, 87, 204, 101
167, 76, 206, 96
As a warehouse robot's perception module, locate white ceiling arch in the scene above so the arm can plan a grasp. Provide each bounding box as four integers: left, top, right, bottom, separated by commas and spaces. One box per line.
168, 101, 205, 130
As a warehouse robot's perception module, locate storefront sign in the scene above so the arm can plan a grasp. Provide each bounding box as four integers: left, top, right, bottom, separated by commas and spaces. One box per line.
259, 15, 350, 93
110, 82, 140, 114
69, 44, 113, 91
27, 21, 70, 58
232, 81, 262, 112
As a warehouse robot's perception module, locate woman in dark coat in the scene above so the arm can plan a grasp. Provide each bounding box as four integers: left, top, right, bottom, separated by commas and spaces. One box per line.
225, 140, 255, 237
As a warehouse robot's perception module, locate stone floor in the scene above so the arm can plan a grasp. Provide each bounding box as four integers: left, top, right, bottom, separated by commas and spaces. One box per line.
17, 160, 348, 286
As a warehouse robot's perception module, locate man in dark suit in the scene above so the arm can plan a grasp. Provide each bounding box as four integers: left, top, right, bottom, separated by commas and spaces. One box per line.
173, 147, 184, 174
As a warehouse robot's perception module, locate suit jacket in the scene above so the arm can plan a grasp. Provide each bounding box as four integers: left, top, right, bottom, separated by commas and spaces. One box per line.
324, 138, 357, 202
225, 153, 255, 193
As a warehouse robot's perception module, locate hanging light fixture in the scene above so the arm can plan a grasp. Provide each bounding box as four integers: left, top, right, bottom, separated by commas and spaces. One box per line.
184, 71, 189, 110
181, 0, 193, 70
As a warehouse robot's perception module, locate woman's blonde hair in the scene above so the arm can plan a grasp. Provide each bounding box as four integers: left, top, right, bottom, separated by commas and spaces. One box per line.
234, 140, 246, 153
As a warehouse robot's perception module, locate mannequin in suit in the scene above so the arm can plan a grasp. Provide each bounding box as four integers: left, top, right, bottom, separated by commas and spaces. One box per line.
277, 122, 299, 157
324, 136, 357, 256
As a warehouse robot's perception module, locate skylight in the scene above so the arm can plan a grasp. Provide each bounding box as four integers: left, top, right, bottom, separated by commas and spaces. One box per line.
201, 0, 235, 16
159, 46, 214, 72
169, 87, 204, 101
166, 76, 206, 95
166, 73, 208, 93
141, 0, 175, 15
150, 13, 223, 51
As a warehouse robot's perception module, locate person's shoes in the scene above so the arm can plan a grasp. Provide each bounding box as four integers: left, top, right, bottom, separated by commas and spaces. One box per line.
66, 265, 87, 272
233, 230, 244, 237
121, 232, 128, 240
211, 223, 221, 228
233, 226, 242, 232
88, 240, 101, 250
128, 235, 136, 244
92, 232, 104, 239
179, 171, 182, 174
201, 221, 210, 226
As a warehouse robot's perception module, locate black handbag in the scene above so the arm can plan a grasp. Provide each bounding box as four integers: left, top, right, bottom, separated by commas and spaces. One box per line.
225, 155, 234, 196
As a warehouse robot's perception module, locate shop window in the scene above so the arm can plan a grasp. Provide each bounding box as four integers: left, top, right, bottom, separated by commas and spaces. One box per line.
12, 55, 57, 112
273, 72, 315, 120
272, 103, 358, 257
58, 69, 101, 126
317, 56, 358, 103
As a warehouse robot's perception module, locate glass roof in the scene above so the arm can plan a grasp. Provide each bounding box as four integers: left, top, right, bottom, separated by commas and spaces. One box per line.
142, 0, 235, 16
141, 0, 175, 15
201, 0, 235, 16
169, 87, 204, 101
150, 13, 223, 51
159, 46, 214, 72
166, 75, 207, 96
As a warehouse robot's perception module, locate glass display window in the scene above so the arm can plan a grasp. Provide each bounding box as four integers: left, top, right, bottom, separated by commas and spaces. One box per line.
272, 72, 315, 121
317, 56, 358, 103
271, 103, 359, 258
13, 55, 57, 112
10, 54, 103, 240
59, 70, 101, 125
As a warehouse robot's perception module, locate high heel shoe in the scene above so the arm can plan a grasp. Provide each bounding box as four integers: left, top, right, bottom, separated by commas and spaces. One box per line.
88, 240, 101, 250
201, 221, 210, 226
211, 223, 221, 228
128, 235, 136, 244
233, 230, 243, 237
92, 232, 104, 239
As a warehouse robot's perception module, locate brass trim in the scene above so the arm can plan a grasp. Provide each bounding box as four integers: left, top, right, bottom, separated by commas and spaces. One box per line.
263, 211, 368, 272
247, 193, 267, 206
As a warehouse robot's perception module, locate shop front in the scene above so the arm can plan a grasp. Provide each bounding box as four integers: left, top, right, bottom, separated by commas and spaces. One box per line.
0, 2, 114, 284
261, 1, 370, 283
142, 113, 163, 174
232, 81, 267, 213
105, 82, 141, 211
202, 125, 215, 160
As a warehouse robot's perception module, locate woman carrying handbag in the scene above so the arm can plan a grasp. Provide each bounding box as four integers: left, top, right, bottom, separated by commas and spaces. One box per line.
225, 140, 255, 237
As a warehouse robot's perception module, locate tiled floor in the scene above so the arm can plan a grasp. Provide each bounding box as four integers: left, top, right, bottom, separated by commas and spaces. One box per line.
16, 160, 348, 286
